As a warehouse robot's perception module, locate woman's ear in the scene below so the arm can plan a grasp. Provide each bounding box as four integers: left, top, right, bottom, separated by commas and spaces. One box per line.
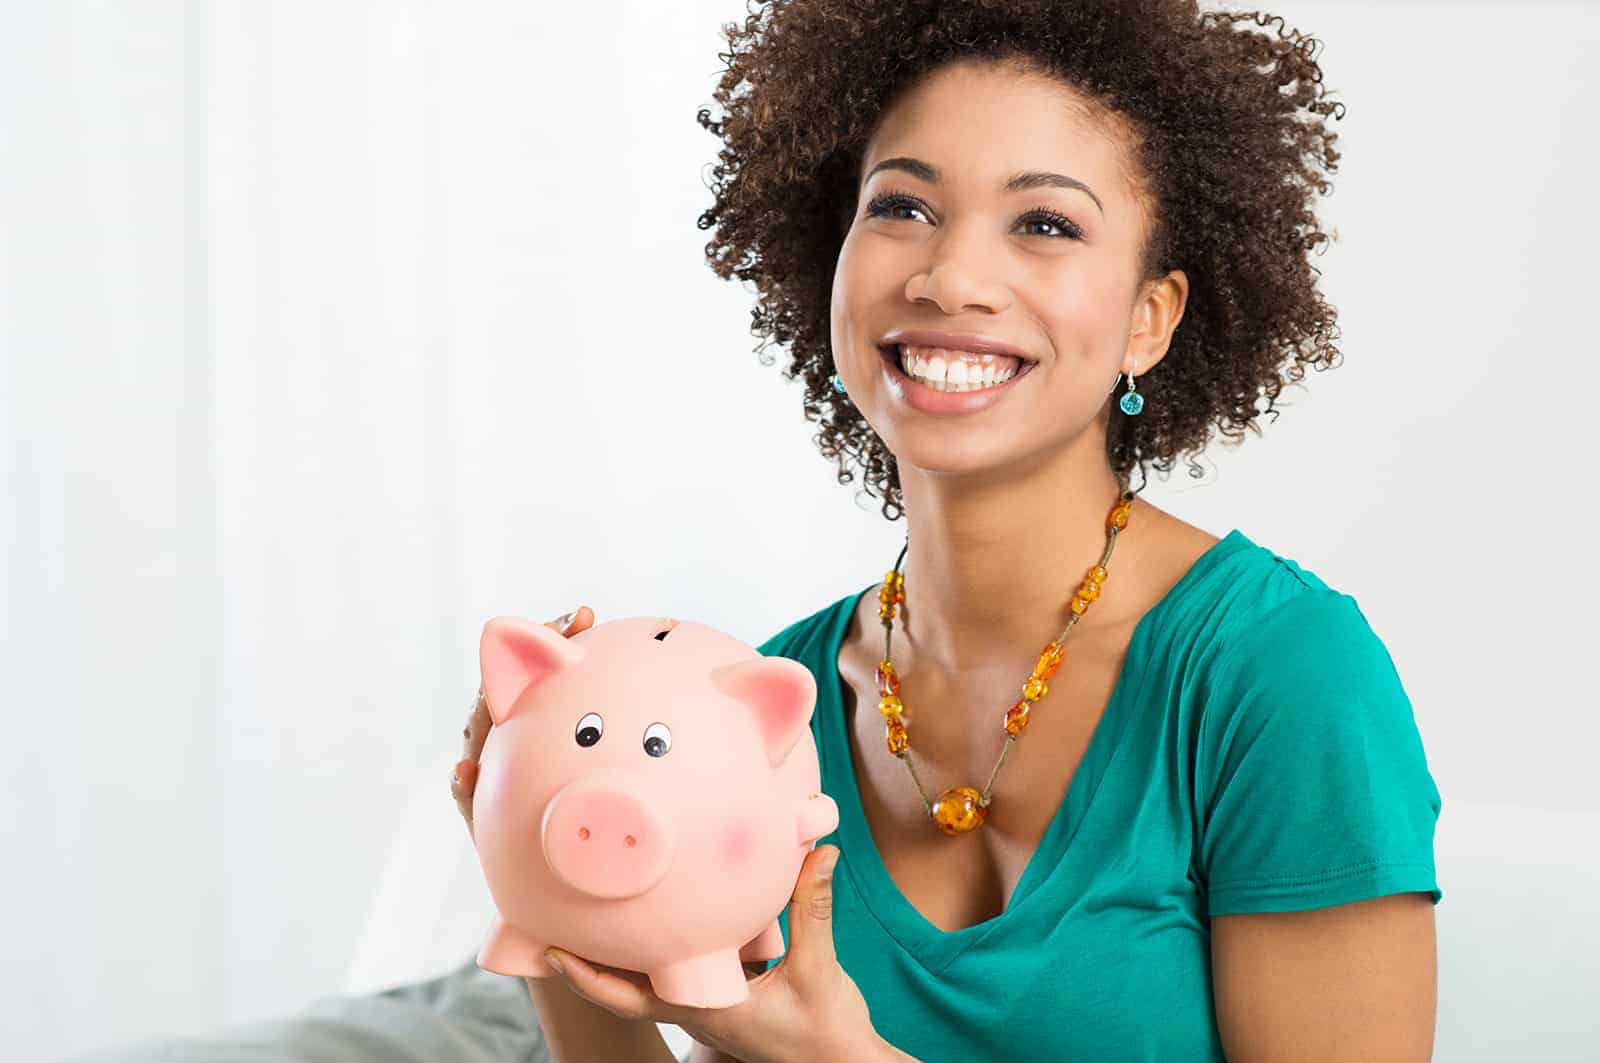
1125, 268, 1189, 374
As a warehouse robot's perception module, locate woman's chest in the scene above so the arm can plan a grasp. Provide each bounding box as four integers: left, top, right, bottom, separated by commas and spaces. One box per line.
836, 618, 1137, 933
814, 640, 1223, 1061
829, 880, 1224, 1062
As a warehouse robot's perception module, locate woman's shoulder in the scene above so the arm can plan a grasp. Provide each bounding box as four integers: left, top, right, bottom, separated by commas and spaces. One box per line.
1129, 524, 1406, 717
1173, 526, 1358, 637
1181, 529, 1411, 723
1208, 525, 1336, 597
754, 587, 865, 661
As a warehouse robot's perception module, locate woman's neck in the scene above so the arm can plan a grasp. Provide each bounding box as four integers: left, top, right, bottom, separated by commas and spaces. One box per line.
891, 442, 1149, 679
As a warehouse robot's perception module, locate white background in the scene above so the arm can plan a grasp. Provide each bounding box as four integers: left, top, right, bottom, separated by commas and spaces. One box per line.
3, 1, 1597, 1059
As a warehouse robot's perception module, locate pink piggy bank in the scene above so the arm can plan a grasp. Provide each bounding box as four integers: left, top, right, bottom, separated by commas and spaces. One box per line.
471, 613, 839, 1008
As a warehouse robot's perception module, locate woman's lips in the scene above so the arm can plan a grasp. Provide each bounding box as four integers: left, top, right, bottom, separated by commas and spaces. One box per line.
876, 343, 1037, 416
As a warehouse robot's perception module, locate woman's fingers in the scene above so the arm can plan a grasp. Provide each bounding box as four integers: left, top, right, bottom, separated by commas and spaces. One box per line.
784, 845, 841, 974
545, 948, 664, 1023
450, 757, 480, 836
461, 688, 493, 762
557, 605, 595, 637
452, 686, 493, 836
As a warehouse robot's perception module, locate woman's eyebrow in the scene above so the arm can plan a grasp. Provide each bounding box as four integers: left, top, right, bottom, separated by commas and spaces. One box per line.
863, 156, 1104, 216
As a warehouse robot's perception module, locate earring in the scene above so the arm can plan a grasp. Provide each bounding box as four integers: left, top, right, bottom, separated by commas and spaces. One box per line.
1118, 358, 1144, 416
830, 372, 848, 396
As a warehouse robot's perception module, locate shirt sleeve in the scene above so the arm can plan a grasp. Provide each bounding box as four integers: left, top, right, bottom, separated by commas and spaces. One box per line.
755, 618, 805, 660
1197, 588, 1443, 916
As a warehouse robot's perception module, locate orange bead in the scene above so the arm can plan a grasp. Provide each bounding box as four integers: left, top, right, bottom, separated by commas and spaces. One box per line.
885, 718, 908, 755
1107, 502, 1132, 530
877, 661, 900, 696
879, 694, 903, 718
1076, 580, 1100, 602
932, 786, 987, 835
1034, 642, 1064, 680
1070, 597, 1089, 616
1004, 700, 1030, 735
1087, 566, 1108, 585
1023, 676, 1047, 701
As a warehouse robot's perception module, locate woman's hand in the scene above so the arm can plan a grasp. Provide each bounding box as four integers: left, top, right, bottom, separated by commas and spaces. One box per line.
450, 605, 595, 840
543, 844, 900, 1063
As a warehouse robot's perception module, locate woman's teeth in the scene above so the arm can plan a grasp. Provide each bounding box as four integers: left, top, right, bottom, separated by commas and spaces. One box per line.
898, 344, 1025, 392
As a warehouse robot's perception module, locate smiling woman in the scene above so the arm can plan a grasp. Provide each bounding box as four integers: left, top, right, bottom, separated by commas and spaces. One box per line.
444, 4, 1439, 1063
645, 1, 1444, 1062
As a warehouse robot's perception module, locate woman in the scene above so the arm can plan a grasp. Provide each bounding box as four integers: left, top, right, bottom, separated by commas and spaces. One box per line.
451, 2, 1443, 1060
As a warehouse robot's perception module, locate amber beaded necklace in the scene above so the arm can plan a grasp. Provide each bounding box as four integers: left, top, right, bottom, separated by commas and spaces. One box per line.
875, 478, 1136, 836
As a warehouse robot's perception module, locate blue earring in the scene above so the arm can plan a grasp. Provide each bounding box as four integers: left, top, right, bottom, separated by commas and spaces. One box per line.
830, 372, 848, 396
1118, 360, 1145, 416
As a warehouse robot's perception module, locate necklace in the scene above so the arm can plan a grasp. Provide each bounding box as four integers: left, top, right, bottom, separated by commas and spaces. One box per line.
876, 478, 1135, 836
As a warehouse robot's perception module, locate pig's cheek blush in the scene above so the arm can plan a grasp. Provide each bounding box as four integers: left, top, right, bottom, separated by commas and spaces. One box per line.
717, 817, 757, 874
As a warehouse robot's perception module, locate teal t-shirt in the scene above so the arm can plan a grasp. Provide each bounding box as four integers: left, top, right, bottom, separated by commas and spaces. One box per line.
758, 528, 1442, 1062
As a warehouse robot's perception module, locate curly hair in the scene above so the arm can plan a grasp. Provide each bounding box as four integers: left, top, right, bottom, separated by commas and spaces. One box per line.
696, 0, 1345, 520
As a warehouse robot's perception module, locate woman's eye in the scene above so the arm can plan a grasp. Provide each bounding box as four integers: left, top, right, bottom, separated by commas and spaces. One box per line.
575, 712, 604, 748
1019, 210, 1086, 241
864, 192, 1082, 241
642, 722, 672, 758
864, 192, 930, 224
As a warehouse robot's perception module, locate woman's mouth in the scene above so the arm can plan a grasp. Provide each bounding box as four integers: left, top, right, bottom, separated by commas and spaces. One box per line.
879, 343, 1035, 390
876, 343, 1037, 415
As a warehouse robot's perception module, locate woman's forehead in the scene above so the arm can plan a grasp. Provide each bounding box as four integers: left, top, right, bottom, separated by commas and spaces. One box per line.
864, 62, 1139, 192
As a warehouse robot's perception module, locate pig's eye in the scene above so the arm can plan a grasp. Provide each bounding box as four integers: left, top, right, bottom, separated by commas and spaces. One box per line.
575, 712, 604, 748
642, 722, 672, 758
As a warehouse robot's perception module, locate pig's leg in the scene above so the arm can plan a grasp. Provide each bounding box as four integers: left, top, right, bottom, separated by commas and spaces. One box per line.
795, 793, 840, 844
649, 949, 751, 1008
737, 919, 786, 963
477, 912, 558, 978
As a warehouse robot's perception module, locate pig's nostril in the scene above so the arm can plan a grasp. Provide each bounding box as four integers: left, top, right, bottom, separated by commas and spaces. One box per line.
624, 835, 637, 848
578, 827, 590, 841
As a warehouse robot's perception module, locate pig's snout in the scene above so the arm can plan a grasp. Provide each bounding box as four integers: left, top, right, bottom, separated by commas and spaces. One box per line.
541, 782, 673, 900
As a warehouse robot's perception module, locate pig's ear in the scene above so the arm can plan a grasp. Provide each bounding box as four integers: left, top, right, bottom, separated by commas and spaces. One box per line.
709, 656, 817, 767
479, 617, 585, 726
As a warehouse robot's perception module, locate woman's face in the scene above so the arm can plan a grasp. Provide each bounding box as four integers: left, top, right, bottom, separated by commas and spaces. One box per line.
830, 59, 1185, 480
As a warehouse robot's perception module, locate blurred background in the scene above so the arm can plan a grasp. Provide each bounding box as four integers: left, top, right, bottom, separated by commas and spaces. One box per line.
3, 1, 1597, 1060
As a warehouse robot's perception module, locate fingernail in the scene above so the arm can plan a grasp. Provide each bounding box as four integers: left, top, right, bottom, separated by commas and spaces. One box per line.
819, 847, 839, 879
544, 949, 565, 975
553, 609, 577, 630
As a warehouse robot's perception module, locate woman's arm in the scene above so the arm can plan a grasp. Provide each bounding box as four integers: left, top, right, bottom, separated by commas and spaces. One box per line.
1211, 892, 1437, 1062
525, 974, 679, 1063
687, 1033, 918, 1062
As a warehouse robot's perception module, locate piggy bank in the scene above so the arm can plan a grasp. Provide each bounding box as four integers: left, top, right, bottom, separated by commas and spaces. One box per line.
471, 613, 839, 1008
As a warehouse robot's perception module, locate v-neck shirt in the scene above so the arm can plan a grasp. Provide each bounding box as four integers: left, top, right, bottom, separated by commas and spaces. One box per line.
757, 528, 1443, 1062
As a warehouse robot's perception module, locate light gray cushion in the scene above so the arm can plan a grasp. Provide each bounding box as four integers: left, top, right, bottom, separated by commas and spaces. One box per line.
65, 959, 549, 1063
